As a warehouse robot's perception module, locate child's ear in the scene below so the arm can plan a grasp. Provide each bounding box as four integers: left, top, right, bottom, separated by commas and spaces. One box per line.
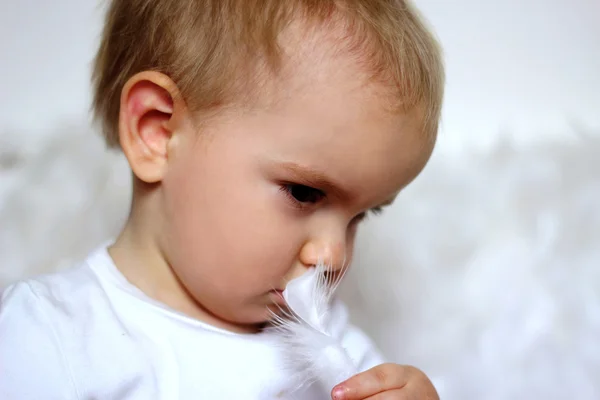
118, 71, 185, 183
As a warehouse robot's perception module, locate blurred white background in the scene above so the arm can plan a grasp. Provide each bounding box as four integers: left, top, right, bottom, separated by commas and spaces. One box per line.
1, 1, 599, 399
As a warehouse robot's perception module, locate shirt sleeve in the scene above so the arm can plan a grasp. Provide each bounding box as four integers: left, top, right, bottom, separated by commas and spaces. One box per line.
0, 282, 78, 400
328, 298, 386, 372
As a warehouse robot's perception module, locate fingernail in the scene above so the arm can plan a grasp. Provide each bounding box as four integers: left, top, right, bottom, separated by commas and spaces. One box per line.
332, 386, 347, 400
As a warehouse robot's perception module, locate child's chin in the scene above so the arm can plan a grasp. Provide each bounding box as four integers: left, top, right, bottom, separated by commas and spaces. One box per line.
231, 306, 281, 325
222, 298, 290, 330
245, 305, 287, 326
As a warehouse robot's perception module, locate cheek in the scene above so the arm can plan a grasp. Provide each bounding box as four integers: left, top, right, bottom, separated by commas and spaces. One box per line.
161, 158, 302, 291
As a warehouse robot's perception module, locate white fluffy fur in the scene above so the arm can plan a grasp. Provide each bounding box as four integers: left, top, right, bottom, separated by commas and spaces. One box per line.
268, 264, 358, 394
1, 124, 599, 399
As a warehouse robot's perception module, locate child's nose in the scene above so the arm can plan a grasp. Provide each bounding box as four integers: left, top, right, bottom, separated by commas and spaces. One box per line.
298, 238, 347, 273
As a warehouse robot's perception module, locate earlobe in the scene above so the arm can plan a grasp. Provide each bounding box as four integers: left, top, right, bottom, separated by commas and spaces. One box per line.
118, 71, 184, 183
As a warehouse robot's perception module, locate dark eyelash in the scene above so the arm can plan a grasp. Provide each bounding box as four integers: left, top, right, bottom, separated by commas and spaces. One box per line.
279, 183, 325, 209
370, 206, 384, 216
353, 206, 384, 224
279, 183, 386, 219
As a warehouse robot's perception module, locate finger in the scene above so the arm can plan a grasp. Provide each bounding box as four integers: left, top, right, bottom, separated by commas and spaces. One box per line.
363, 389, 409, 400
364, 371, 440, 400
331, 363, 411, 400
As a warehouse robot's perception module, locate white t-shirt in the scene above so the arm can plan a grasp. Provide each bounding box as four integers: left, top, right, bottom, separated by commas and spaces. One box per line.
0, 246, 384, 399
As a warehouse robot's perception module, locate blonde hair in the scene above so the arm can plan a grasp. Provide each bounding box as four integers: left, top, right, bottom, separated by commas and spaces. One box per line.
92, 0, 444, 148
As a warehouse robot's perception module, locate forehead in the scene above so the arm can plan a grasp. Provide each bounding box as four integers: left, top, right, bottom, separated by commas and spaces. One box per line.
190, 17, 433, 206
260, 25, 432, 198
252, 14, 391, 108
231, 75, 430, 210
264, 91, 429, 199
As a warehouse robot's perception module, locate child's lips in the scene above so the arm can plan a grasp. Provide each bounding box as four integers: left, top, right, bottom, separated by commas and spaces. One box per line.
271, 289, 286, 303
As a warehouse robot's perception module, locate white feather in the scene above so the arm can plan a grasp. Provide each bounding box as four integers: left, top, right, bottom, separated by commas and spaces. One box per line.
268, 263, 359, 395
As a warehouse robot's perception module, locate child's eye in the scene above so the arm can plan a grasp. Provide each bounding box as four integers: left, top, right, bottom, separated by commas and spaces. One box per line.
282, 184, 325, 205
370, 206, 384, 216
352, 206, 384, 224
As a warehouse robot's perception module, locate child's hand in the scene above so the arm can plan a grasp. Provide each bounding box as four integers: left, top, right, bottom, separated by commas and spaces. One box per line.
331, 363, 439, 400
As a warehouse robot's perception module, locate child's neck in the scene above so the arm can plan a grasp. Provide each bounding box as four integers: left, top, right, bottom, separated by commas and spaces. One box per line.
108, 214, 261, 335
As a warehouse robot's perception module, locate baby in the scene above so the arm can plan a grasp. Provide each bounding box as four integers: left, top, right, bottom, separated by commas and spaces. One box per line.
0, 0, 444, 399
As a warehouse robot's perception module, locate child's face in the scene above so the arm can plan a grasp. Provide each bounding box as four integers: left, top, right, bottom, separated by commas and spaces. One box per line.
158, 43, 433, 333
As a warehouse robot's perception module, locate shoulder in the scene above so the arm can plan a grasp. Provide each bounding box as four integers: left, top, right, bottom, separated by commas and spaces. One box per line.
0, 247, 122, 348
0, 258, 103, 330
0, 279, 82, 399
2, 258, 108, 325
0, 253, 111, 400
2, 248, 179, 399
